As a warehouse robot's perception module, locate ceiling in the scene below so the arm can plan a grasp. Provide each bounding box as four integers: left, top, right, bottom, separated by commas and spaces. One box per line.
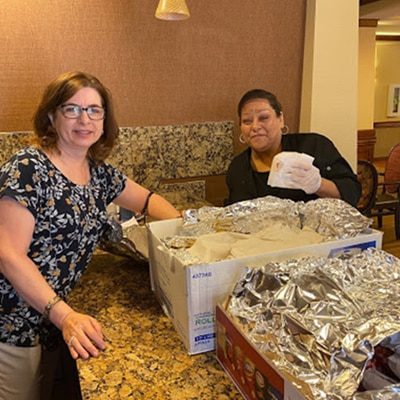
360, 0, 400, 35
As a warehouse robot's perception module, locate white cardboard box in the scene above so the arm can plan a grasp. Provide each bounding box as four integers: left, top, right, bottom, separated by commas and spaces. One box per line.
147, 218, 383, 354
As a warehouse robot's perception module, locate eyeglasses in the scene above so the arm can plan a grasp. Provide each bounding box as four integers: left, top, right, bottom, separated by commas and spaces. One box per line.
58, 104, 106, 120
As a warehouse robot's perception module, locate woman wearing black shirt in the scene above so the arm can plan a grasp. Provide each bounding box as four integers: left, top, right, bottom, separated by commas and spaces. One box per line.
225, 89, 361, 207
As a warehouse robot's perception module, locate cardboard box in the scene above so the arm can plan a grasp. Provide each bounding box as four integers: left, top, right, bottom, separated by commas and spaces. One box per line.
147, 218, 383, 354
216, 304, 309, 400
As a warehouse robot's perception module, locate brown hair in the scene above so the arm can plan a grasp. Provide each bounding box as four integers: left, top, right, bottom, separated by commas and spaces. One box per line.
33, 71, 119, 163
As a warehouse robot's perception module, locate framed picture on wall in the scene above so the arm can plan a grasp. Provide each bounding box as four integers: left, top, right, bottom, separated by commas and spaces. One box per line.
387, 84, 400, 117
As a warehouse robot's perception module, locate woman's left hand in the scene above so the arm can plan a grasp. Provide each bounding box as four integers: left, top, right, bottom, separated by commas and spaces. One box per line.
61, 310, 106, 360
286, 162, 322, 194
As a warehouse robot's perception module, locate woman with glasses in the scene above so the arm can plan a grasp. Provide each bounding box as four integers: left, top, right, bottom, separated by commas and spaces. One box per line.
225, 88, 361, 207
0, 71, 181, 399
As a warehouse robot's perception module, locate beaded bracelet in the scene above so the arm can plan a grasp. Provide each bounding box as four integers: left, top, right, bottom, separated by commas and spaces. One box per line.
43, 295, 62, 320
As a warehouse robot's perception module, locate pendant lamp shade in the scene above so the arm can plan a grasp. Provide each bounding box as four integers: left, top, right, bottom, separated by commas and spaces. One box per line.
155, 0, 190, 21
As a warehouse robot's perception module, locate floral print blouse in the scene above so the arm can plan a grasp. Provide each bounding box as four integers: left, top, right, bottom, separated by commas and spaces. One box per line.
0, 147, 126, 346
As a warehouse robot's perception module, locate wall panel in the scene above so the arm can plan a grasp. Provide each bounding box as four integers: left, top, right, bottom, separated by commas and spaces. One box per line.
0, 0, 306, 146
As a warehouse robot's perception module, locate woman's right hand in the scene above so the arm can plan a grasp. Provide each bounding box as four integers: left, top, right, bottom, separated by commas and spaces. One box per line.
60, 310, 106, 360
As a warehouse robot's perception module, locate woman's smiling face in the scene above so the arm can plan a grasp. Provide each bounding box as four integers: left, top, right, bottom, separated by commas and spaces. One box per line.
52, 87, 104, 155
240, 98, 284, 154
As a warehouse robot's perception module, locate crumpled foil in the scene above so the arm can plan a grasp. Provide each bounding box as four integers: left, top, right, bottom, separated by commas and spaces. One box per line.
353, 385, 400, 399
300, 198, 372, 239
182, 196, 301, 236
98, 214, 148, 264
163, 196, 373, 266
226, 248, 400, 400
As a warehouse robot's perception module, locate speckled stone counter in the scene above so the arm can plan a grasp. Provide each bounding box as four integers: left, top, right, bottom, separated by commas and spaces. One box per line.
68, 252, 242, 400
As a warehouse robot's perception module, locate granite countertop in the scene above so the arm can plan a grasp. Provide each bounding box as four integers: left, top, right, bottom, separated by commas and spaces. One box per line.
68, 252, 242, 400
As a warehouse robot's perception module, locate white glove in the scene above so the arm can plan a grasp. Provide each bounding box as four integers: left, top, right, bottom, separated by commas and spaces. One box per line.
284, 160, 322, 194
268, 152, 321, 194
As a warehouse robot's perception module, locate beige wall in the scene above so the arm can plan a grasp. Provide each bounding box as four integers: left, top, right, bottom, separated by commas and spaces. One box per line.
358, 27, 377, 130
0, 0, 306, 152
375, 126, 400, 157
374, 40, 400, 157
375, 41, 400, 122
301, 0, 359, 169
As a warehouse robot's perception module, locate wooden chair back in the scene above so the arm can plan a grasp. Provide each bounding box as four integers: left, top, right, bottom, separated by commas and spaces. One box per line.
357, 160, 378, 214
383, 143, 400, 194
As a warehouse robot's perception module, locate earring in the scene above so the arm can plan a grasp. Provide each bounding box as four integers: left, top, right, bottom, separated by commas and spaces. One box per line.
239, 134, 247, 144
281, 125, 289, 134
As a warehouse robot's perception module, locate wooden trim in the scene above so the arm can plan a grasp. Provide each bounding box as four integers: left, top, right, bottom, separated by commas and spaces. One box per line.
359, 19, 378, 27
357, 129, 376, 163
374, 121, 400, 128
160, 174, 226, 184
374, 156, 387, 162
360, 0, 380, 5
376, 35, 400, 41
358, 128, 376, 140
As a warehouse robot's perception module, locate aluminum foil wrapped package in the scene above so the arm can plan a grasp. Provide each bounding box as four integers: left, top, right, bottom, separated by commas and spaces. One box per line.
182, 197, 371, 237
353, 385, 400, 399
162, 196, 373, 266
182, 196, 301, 236
300, 198, 374, 239
226, 248, 400, 399
99, 214, 148, 264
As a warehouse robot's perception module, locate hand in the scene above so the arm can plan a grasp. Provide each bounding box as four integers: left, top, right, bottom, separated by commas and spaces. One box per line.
61, 311, 106, 360
285, 162, 322, 194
